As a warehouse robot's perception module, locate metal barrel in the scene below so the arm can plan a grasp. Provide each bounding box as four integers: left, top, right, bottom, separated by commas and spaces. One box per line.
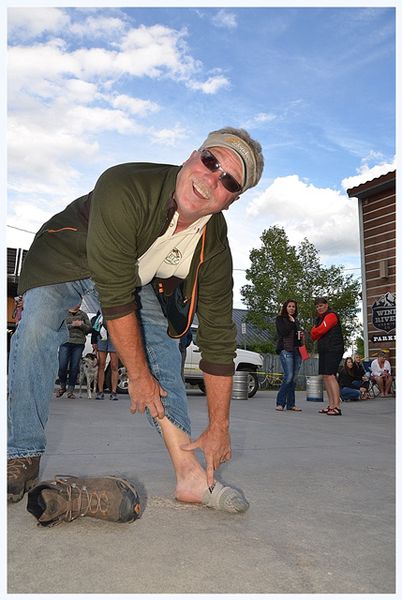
232, 371, 249, 400
306, 375, 323, 402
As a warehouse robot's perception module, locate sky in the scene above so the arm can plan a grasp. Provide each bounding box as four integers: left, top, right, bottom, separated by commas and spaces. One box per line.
6, 3, 396, 308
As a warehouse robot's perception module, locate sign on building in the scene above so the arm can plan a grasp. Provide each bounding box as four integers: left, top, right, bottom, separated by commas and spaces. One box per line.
371, 292, 396, 333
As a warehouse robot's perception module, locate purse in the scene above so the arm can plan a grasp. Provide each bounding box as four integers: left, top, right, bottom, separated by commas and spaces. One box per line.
298, 344, 310, 361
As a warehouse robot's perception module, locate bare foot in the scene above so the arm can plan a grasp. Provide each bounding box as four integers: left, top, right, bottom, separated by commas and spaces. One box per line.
175, 464, 210, 504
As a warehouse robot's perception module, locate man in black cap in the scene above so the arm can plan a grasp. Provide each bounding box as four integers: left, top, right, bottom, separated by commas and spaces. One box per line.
311, 297, 344, 415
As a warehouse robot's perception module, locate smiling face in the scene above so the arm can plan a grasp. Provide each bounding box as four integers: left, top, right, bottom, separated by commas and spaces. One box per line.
286, 302, 296, 317
174, 147, 243, 225
345, 358, 353, 369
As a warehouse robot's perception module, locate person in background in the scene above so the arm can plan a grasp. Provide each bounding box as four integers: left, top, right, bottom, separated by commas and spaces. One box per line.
310, 297, 344, 416
275, 299, 303, 412
352, 353, 370, 398
370, 351, 393, 396
56, 304, 91, 399
12, 296, 24, 325
338, 357, 368, 401
91, 311, 120, 401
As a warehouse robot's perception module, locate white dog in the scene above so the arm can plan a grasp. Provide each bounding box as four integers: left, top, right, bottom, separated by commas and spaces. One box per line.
78, 353, 98, 398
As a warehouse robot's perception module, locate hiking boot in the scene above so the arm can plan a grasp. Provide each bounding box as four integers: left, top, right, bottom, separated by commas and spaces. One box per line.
8, 456, 41, 503
55, 386, 66, 398
66, 391, 76, 399
110, 393, 118, 401
95, 392, 104, 400
27, 474, 141, 527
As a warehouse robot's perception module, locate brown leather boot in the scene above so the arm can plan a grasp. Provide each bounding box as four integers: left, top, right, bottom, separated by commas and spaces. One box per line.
27, 475, 141, 527
8, 456, 41, 503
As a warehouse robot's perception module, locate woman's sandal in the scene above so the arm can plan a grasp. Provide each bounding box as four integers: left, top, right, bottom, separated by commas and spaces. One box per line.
327, 406, 342, 416
318, 406, 330, 414
275, 405, 284, 411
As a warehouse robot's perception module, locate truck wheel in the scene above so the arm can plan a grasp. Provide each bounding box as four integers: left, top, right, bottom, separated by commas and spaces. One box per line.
116, 365, 129, 394
247, 372, 259, 398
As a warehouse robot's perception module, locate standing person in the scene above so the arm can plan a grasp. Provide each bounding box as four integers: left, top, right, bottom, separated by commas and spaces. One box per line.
56, 304, 91, 399
310, 297, 344, 416
370, 351, 393, 396
12, 295, 24, 325
275, 299, 303, 412
338, 357, 368, 401
7, 127, 264, 515
91, 311, 120, 401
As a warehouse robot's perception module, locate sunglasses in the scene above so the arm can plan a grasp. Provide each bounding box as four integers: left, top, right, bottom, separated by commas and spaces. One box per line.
199, 149, 242, 194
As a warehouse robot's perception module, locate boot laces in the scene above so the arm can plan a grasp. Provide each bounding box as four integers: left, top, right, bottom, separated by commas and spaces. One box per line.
54, 477, 110, 521
8, 457, 35, 480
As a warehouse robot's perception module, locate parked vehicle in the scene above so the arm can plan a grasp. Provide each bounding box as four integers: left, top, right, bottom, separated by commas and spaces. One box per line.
93, 326, 263, 397
184, 328, 263, 397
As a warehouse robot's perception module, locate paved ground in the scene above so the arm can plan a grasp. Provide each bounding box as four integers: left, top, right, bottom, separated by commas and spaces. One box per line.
7, 388, 395, 595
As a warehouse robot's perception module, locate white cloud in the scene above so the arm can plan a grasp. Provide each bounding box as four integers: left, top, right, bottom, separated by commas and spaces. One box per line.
8, 119, 99, 191
7, 20, 227, 199
7, 200, 55, 235
66, 106, 138, 135
341, 157, 396, 190
255, 112, 276, 123
149, 126, 188, 147
110, 95, 160, 116
118, 25, 200, 80
212, 10, 238, 30
8, 7, 70, 39
69, 15, 126, 39
187, 75, 230, 94
246, 174, 360, 256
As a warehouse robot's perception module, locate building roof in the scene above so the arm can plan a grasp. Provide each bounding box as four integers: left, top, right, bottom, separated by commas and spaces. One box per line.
347, 170, 396, 199
192, 308, 272, 346
232, 308, 272, 346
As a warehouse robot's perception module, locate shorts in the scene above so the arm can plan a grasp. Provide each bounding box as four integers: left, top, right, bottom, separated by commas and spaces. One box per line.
97, 337, 116, 353
318, 350, 343, 375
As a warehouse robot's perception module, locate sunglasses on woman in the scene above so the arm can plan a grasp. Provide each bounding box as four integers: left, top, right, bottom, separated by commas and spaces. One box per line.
199, 149, 242, 194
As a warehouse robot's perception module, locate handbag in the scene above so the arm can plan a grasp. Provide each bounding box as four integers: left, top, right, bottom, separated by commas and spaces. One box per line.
298, 344, 310, 361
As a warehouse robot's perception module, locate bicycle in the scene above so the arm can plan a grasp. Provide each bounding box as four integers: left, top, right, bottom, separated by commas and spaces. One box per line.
257, 370, 283, 390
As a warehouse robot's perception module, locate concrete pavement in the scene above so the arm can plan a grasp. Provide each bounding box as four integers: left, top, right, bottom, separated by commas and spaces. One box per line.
7, 389, 395, 594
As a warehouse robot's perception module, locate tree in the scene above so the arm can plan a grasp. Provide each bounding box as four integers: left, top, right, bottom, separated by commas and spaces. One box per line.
241, 226, 361, 352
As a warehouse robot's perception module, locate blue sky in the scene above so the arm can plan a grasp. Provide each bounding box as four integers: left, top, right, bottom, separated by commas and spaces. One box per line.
6, 4, 396, 307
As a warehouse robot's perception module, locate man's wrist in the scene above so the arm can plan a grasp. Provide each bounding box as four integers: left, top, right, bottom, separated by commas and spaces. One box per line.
209, 419, 230, 432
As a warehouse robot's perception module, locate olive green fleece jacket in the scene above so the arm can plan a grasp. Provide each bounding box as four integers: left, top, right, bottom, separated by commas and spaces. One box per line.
19, 163, 237, 375
64, 309, 92, 345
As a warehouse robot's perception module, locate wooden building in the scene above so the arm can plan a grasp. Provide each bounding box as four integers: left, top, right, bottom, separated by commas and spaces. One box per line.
347, 171, 396, 366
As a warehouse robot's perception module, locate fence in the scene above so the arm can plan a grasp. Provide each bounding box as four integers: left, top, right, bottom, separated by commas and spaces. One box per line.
261, 353, 319, 390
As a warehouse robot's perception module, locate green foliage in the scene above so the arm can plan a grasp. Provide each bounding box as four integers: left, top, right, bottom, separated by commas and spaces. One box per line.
247, 340, 276, 355
241, 226, 361, 351
355, 336, 365, 357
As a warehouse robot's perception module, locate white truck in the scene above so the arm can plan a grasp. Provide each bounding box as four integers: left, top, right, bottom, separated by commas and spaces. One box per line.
184, 327, 263, 397
92, 325, 263, 398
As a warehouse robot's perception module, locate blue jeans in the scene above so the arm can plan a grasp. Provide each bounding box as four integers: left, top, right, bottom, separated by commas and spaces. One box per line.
58, 342, 84, 389
8, 279, 190, 458
276, 349, 302, 409
340, 387, 360, 401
